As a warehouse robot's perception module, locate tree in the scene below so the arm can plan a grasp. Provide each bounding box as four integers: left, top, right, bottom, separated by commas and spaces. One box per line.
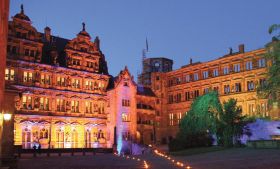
258, 24, 280, 109
179, 91, 222, 138
217, 99, 251, 147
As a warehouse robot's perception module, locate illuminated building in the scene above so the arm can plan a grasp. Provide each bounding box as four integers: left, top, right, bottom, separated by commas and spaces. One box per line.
5, 5, 110, 149
148, 44, 274, 142
3, 4, 276, 150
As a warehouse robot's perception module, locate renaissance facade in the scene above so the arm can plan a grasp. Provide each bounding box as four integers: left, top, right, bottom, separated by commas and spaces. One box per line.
147, 45, 273, 142
3, 5, 275, 150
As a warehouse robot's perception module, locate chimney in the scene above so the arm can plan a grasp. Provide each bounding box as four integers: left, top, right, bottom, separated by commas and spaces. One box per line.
239, 44, 245, 53
44, 26, 51, 42
190, 58, 193, 65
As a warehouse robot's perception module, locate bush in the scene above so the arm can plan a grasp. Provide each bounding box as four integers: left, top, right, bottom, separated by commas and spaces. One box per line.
169, 132, 214, 152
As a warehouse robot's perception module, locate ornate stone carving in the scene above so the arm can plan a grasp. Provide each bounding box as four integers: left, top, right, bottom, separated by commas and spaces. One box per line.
14, 95, 21, 110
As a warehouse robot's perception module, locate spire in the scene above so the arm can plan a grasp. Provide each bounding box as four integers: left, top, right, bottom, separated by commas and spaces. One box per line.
82, 22, 85, 31
146, 37, 149, 52
21, 4, 24, 14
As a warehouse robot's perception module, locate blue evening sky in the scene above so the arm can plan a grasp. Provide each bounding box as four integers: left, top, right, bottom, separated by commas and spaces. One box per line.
10, 0, 279, 77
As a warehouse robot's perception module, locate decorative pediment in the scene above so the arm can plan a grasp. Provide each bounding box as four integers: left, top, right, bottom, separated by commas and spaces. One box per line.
70, 95, 81, 99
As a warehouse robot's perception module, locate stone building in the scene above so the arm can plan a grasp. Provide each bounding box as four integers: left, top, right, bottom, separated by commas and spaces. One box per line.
2, 4, 276, 152
138, 57, 173, 86
5, 5, 111, 149
149, 45, 273, 142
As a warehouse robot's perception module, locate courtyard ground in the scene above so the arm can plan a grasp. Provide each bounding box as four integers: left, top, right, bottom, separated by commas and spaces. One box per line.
16, 148, 280, 169
171, 148, 280, 169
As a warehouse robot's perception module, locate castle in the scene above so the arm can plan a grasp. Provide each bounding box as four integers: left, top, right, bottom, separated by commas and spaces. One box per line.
2, 5, 274, 151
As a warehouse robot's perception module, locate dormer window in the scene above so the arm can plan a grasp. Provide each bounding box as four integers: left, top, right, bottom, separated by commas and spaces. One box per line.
124, 81, 129, 87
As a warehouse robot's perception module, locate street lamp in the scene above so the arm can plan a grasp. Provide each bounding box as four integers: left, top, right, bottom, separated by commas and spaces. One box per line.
3, 113, 12, 121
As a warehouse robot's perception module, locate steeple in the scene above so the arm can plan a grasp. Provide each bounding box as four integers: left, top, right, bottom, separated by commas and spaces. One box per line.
20, 4, 24, 14
78, 22, 90, 38
14, 4, 31, 21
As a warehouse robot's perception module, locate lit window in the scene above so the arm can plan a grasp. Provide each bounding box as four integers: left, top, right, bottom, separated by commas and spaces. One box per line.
23, 71, 33, 82
5, 68, 15, 81
56, 99, 65, 112
22, 95, 32, 109
169, 113, 174, 126
71, 100, 79, 113
122, 113, 130, 122
72, 79, 80, 88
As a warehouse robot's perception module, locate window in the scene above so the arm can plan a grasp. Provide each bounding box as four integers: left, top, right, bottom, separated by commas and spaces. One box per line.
39, 128, 48, 139
224, 85, 230, 94
175, 93, 181, 102
86, 61, 94, 68
194, 73, 199, 81
235, 83, 241, 92
22, 95, 32, 109
213, 86, 219, 93
41, 74, 51, 85
71, 100, 79, 113
233, 64, 240, 73
71, 79, 80, 88
56, 76, 66, 86
124, 81, 129, 87
194, 90, 199, 98
248, 104, 255, 115
185, 91, 190, 101
56, 99, 66, 112
176, 77, 181, 84
247, 81, 254, 91
258, 58, 266, 68
246, 61, 253, 70
23, 71, 33, 82
178, 113, 182, 124
169, 113, 174, 126
156, 76, 160, 80
168, 95, 173, 104
39, 97, 49, 110
85, 80, 94, 90
185, 75, 190, 82
85, 101, 93, 113
122, 113, 130, 122
213, 69, 219, 77
204, 88, 209, 94
5, 68, 15, 81
122, 99, 130, 107
12, 46, 17, 54
259, 78, 267, 88
223, 66, 229, 75
203, 71, 208, 79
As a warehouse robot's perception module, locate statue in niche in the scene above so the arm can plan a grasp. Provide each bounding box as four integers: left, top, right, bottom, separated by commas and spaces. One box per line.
34, 71, 40, 84
66, 76, 71, 87
34, 97, 40, 109
14, 95, 21, 110
66, 101, 71, 112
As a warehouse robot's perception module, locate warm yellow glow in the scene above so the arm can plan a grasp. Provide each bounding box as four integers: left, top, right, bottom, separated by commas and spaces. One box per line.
186, 166, 191, 169
3, 113, 12, 121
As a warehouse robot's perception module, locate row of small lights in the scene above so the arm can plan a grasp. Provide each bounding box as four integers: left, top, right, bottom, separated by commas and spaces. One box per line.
113, 152, 149, 168
153, 149, 191, 169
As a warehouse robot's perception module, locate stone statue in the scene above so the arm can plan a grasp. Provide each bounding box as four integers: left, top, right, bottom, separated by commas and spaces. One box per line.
34, 97, 40, 109
14, 95, 21, 110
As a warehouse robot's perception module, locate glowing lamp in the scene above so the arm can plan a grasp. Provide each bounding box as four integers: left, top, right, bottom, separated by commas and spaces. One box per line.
3, 113, 12, 121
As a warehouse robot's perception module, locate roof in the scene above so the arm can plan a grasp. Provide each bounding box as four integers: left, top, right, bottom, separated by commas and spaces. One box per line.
137, 85, 156, 97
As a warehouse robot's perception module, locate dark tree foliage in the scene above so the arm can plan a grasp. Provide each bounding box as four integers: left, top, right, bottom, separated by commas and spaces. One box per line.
257, 24, 280, 108
217, 99, 251, 147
